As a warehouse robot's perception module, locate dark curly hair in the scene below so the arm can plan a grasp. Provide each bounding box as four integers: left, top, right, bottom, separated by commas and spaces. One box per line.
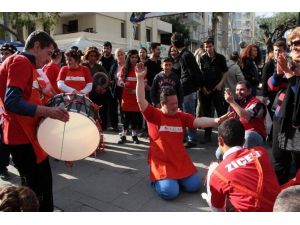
0, 185, 39, 212
65, 48, 83, 63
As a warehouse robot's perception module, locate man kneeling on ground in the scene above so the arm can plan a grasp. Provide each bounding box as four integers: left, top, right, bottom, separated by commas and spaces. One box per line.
135, 62, 228, 200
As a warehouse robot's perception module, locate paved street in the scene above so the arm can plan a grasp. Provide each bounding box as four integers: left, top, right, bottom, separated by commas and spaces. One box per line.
1, 128, 272, 212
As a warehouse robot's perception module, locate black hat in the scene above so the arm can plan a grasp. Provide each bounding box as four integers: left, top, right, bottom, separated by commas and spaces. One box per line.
0, 43, 17, 53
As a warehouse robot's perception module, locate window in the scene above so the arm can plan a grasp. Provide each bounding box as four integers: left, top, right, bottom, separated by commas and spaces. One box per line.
234, 13, 242, 20
63, 24, 68, 34
134, 24, 140, 40
234, 21, 242, 29
121, 22, 125, 38
146, 28, 151, 42
68, 20, 78, 33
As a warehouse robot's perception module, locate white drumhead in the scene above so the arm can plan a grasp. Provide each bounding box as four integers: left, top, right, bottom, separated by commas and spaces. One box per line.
37, 112, 100, 161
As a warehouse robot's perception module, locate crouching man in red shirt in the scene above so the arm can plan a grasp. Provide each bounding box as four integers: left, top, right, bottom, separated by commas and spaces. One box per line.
135, 62, 229, 200
204, 118, 280, 211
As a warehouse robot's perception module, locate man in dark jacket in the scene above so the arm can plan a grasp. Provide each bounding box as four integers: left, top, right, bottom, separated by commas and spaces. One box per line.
171, 32, 204, 148
99, 41, 119, 131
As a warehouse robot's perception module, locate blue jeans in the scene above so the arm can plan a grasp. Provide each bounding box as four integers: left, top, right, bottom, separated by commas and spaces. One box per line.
215, 130, 264, 160
183, 92, 197, 143
151, 173, 201, 200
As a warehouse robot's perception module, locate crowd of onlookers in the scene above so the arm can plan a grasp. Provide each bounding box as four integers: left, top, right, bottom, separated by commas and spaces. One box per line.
1, 27, 300, 212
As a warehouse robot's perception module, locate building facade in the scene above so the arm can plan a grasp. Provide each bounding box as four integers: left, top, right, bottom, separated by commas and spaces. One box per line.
179, 12, 209, 52
52, 12, 172, 56
228, 12, 256, 52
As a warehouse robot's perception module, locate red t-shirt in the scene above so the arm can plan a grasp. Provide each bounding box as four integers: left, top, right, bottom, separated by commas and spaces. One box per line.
143, 104, 197, 181
120, 66, 140, 112
43, 61, 61, 94
0, 54, 35, 144
57, 65, 93, 92
209, 146, 280, 212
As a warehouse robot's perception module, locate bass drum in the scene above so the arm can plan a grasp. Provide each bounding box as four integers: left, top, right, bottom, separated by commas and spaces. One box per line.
37, 93, 102, 161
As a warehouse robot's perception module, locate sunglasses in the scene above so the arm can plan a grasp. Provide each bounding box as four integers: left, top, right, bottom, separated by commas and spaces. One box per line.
290, 40, 300, 47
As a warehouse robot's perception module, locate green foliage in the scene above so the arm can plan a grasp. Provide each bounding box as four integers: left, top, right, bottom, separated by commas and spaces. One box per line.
258, 12, 298, 52
258, 12, 297, 32
160, 15, 190, 45
9, 12, 60, 31
0, 12, 60, 42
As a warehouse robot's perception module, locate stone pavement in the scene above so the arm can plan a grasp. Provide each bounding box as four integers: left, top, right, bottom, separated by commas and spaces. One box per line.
0, 129, 272, 212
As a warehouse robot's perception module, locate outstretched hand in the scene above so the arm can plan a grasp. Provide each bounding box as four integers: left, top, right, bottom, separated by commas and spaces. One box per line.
216, 111, 234, 125
135, 62, 147, 79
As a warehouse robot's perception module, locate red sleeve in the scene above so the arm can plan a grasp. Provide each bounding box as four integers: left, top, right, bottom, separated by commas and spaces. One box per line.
178, 112, 195, 128
57, 66, 68, 81
209, 172, 226, 209
142, 104, 161, 124
44, 64, 58, 84
7, 56, 33, 92
82, 66, 93, 83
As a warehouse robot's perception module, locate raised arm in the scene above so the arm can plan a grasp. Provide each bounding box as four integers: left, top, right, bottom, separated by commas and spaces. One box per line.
193, 111, 233, 128
224, 89, 251, 121
135, 62, 148, 112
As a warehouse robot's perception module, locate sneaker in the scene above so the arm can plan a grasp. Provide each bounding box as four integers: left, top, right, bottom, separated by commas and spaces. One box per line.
132, 136, 140, 144
0, 170, 11, 181
184, 141, 197, 148
118, 135, 126, 144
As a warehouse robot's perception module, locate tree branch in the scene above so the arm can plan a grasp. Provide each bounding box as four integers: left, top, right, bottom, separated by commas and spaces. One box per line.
0, 23, 24, 43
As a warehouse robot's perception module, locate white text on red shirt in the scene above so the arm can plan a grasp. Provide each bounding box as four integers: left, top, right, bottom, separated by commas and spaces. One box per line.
225, 151, 261, 173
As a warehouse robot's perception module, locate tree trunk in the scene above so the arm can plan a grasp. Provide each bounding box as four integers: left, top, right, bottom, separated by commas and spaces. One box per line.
0, 23, 24, 43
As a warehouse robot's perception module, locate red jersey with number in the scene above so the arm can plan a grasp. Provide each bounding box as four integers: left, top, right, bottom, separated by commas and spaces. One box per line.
143, 104, 197, 181
57, 65, 93, 92
209, 146, 280, 212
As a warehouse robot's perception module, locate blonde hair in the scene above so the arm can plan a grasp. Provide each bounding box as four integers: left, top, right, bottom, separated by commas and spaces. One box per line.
114, 48, 125, 57
288, 27, 300, 44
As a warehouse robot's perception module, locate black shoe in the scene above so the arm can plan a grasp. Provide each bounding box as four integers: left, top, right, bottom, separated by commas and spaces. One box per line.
184, 141, 197, 148
112, 127, 120, 132
118, 136, 126, 144
132, 136, 140, 144
0, 170, 11, 181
